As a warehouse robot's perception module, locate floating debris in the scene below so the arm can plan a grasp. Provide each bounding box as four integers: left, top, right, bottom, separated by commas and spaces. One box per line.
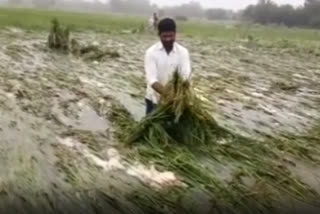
57, 137, 183, 189
272, 81, 299, 92
126, 164, 185, 189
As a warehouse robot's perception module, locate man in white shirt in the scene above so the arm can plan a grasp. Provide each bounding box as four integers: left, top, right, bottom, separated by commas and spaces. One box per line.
144, 18, 192, 114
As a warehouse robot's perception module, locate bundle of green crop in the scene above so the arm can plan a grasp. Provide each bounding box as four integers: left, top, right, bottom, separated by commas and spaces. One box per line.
47, 19, 120, 61
127, 71, 231, 146
48, 18, 70, 52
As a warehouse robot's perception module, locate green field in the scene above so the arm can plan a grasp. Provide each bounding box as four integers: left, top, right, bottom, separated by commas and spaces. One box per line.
1, 7, 320, 41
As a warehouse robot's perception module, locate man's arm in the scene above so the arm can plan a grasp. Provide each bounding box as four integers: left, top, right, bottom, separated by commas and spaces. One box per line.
145, 50, 165, 96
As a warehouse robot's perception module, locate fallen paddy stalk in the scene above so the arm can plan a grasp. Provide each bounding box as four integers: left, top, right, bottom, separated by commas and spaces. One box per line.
108, 72, 320, 213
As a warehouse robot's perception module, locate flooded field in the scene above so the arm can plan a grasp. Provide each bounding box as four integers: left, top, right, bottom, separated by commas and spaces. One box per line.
0, 24, 320, 214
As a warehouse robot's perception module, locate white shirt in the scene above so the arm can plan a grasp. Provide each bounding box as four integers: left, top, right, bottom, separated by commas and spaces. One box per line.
144, 42, 192, 104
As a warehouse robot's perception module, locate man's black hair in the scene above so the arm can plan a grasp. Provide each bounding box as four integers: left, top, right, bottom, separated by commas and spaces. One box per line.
158, 18, 176, 35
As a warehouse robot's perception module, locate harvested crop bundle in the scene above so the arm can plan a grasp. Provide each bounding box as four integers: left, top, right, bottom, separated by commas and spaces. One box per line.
48, 18, 70, 52
127, 71, 231, 146
47, 19, 120, 60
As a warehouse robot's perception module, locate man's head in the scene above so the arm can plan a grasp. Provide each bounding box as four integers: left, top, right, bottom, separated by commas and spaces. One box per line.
158, 18, 176, 51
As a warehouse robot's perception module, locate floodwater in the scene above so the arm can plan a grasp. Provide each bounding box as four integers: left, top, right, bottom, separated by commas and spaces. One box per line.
0, 27, 319, 213
52, 98, 110, 132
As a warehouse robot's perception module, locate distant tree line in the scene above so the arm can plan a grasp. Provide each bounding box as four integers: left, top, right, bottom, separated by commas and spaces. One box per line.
205, 8, 235, 20
109, 0, 237, 20
109, 0, 157, 14
32, 0, 55, 8
6, 0, 320, 29
6, 0, 109, 12
6, 0, 236, 20
242, 0, 320, 28
7, 0, 55, 8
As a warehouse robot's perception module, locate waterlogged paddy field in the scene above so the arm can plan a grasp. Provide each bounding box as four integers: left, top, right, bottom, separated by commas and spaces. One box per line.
0, 22, 320, 213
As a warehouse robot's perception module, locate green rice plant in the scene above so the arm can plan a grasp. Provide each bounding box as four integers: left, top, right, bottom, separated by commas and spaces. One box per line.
48, 19, 121, 60
48, 18, 70, 52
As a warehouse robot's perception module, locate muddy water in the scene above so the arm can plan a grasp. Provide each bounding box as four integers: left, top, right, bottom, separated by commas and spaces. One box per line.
285, 156, 320, 195
0, 28, 319, 213
52, 98, 109, 132
193, 42, 320, 138
0, 30, 183, 213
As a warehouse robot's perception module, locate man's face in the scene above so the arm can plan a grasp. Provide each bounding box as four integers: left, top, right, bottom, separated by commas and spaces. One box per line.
159, 31, 176, 50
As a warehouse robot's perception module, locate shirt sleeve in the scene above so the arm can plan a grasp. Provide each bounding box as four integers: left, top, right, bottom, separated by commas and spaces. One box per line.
144, 50, 158, 86
179, 49, 192, 81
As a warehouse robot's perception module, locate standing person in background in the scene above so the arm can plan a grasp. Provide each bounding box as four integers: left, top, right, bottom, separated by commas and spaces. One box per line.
144, 18, 192, 115
153, 13, 159, 30
148, 12, 159, 32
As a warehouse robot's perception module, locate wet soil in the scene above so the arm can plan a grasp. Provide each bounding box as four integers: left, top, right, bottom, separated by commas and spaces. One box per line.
0, 27, 319, 213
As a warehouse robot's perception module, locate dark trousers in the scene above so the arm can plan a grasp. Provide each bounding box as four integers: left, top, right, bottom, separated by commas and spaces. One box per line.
145, 99, 157, 115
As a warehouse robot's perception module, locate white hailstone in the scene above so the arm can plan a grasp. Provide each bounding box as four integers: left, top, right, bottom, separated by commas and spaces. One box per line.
91, 41, 99, 47
107, 148, 121, 160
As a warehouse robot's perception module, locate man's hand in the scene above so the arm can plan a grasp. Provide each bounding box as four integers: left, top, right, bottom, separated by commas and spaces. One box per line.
152, 82, 174, 103
152, 82, 165, 96
152, 81, 190, 100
